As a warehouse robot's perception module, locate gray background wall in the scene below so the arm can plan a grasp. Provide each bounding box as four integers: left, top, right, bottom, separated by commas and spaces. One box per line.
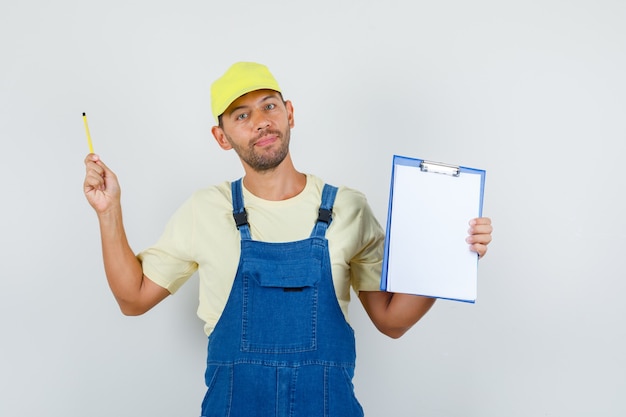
1, 1, 625, 416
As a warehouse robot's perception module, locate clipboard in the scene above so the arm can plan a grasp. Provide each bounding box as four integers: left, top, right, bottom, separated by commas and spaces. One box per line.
380, 155, 486, 303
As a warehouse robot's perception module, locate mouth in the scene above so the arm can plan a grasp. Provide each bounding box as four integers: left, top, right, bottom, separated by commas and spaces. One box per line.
253, 132, 279, 147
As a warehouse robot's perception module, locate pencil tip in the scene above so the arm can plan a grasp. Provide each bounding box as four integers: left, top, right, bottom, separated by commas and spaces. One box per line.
82, 112, 86, 116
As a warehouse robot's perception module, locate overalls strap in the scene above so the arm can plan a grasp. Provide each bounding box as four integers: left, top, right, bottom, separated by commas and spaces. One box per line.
311, 184, 338, 238
231, 179, 338, 240
231, 178, 251, 240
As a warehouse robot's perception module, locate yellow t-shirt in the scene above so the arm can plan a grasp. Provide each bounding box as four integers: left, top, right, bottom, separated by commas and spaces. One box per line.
138, 174, 385, 336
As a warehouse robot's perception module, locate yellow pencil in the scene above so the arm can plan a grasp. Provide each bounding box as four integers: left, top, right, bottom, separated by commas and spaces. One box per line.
82, 112, 94, 153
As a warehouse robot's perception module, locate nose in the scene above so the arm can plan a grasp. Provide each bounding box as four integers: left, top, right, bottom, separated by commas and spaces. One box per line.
251, 110, 270, 130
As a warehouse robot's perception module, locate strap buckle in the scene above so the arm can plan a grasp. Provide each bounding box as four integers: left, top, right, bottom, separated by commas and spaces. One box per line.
317, 208, 333, 224
233, 210, 249, 229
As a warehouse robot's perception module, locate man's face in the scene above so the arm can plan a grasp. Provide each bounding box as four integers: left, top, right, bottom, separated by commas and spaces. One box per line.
214, 89, 294, 172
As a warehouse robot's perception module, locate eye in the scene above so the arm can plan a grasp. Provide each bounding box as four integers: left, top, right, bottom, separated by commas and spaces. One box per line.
265, 103, 276, 110
236, 112, 249, 121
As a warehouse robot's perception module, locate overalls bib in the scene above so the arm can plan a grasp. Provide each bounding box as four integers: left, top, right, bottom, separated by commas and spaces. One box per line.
200, 179, 364, 417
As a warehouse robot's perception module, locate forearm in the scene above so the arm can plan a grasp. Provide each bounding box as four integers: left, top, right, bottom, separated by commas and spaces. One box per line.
359, 291, 436, 339
384, 293, 436, 337
97, 206, 145, 314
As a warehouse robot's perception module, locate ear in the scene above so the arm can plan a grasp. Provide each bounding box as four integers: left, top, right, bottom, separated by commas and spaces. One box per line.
212, 126, 233, 150
285, 100, 295, 129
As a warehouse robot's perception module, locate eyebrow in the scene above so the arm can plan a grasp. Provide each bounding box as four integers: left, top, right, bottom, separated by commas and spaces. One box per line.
226, 94, 280, 118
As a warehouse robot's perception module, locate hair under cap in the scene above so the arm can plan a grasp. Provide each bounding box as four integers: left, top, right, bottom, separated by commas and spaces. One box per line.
211, 62, 281, 124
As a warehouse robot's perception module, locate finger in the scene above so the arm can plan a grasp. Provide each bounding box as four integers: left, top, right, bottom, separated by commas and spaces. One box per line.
84, 168, 105, 190
84, 155, 104, 179
85, 159, 104, 175
470, 243, 488, 258
84, 157, 105, 189
84, 153, 100, 165
84, 154, 118, 191
469, 217, 491, 226
466, 233, 492, 245
84, 153, 115, 175
468, 224, 493, 235
468, 218, 492, 235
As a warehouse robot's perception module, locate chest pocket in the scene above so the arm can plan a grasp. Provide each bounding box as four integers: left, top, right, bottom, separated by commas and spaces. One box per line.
241, 256, 322, 353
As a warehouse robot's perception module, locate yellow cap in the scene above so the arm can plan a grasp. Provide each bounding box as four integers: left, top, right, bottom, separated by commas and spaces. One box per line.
211, 62, 281, 124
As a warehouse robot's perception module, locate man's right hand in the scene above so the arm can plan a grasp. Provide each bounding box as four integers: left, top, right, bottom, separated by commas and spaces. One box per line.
82, 153, 170, 315
83, 154, 121, 214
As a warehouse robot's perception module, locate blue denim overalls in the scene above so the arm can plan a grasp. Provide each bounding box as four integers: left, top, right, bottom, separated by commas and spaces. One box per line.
200, 179, 364, 417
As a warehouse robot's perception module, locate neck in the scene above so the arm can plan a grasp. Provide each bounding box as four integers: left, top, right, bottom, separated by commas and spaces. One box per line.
241, 153, 306, 201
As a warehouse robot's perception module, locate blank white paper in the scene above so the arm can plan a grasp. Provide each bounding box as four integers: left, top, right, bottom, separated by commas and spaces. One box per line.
384, 162, 483, 302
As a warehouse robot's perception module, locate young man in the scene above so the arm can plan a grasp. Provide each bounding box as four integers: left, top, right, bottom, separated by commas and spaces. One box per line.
83, 62, 493, 416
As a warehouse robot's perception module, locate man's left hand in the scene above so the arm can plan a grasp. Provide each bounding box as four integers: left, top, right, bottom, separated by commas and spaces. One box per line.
467, 217, 493, 259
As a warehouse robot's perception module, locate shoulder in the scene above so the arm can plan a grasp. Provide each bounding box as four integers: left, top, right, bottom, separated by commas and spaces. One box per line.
336, 185, 368, 207
307, 175, 368, 208
335, 185, 371, 220
182, 181, 232, 211
307, 176, 379, 231
166, 181, 233, 225
190, 181, 231, 203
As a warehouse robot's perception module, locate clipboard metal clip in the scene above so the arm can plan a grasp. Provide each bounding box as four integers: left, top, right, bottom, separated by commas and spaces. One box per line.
420, 160, 460, 177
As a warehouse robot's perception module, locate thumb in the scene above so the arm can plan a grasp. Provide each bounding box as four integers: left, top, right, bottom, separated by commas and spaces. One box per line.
84, 153, 120, 194
88, 153, 117, 179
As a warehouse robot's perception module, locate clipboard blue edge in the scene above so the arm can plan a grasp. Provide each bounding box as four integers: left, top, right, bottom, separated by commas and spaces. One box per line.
379, 155, 486, 304
380, 155, 422, 292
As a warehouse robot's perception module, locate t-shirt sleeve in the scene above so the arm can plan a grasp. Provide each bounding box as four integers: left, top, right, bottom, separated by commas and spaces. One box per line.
137, 195, 199, 294
343, 191, 386, 294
